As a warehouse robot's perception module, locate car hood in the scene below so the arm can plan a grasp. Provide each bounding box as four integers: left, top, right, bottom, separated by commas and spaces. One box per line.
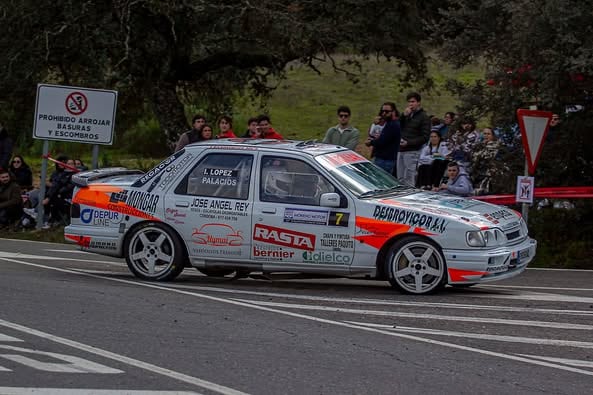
372, 191, 521, 229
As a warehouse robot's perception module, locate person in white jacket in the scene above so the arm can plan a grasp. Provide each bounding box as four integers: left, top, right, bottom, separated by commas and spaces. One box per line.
417, 131, 450, 189
434, 161, 474, 196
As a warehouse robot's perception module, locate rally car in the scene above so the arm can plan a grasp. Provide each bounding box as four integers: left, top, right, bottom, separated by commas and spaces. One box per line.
65, 139, 536, 294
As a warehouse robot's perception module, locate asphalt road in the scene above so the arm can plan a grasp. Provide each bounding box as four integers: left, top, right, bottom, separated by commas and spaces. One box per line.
0, 238, 592, 395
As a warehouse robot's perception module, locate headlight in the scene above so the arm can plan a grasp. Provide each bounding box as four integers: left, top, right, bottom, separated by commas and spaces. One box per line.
519, 218, 529, 236
466, 229, 507, 247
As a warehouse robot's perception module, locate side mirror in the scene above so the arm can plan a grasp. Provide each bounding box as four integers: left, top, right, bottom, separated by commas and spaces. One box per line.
319, 192, 340, 208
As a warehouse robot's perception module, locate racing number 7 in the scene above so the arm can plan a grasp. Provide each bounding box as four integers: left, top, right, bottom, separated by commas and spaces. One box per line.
328, 211, 349, 227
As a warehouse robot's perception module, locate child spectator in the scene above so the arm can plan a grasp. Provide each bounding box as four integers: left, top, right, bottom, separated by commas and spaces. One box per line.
434, 161, 473, 196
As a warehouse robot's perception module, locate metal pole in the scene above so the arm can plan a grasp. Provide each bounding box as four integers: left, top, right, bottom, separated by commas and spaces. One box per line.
36, 140, 49, 229
92, 144, 99, 169
522, 159, 529, 223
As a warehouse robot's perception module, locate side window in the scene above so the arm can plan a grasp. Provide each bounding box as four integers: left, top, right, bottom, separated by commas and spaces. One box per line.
175, 153, 253, 200
260, 156, 336, 206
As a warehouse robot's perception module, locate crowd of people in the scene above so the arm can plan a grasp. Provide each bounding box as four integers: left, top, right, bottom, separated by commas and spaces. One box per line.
0, 94, 561, 230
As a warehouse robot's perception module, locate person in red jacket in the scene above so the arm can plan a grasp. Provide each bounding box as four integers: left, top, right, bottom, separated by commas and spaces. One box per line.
216, 116, 237, 139
257, 115, 284, 139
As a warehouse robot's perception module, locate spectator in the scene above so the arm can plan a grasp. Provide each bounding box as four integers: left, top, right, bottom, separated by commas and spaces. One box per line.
367, 110, 386, 158
74, 158, 89, 171
175, 114, 207, 152
397, 92, 431, 185
434, 161, 473, 196
242, 117, 260, 138
439, 111, 456, 138
200, 124, 214, 140
322, 105, 360, 151
430, 116, 444, 134
417, 131, 449, 190
9, 155, 33, 190
216, 116, 237, 139
32, 155, 75, 227
446, 117, 480, 175
0, 123, 14, 169
0, 167, 22, 227
257, 115, 284, 139
472, 127, 501, 195
365, 102, 400, 174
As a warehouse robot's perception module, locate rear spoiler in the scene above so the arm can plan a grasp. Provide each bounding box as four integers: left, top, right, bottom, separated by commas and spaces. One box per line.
71, 167, 144, 187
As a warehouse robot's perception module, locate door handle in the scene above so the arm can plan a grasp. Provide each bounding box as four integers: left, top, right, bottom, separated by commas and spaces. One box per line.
262, 208, 277, 214
175, 201, 190, 207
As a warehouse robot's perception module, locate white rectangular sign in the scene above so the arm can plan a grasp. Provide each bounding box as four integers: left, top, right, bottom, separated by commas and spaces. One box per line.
33, 84, 117, 145
516, 176, 535, 204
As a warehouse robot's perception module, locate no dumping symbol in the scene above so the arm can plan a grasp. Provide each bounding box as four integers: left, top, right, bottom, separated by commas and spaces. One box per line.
65, 91, 88, 115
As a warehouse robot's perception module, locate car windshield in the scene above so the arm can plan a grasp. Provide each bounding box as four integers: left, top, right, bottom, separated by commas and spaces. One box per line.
316, 151, 411, 197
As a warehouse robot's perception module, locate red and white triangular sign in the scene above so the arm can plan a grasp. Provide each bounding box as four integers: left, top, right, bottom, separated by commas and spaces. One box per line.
516, 109, 552, 175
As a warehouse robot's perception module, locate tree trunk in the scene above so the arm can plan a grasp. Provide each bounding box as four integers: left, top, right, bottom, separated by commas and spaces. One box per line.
150, 80, 188, 151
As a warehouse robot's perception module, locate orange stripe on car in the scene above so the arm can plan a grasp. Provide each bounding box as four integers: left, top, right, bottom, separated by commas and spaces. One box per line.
448, 268, 488, 282
353, 216, 410, 249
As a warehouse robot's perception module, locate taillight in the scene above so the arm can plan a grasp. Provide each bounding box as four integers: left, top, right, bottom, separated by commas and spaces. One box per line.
71, 203, 81, 219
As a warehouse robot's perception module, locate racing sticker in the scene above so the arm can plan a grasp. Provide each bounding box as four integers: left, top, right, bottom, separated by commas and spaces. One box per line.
201, 168, 238, 186
191, 223, 243, 247
132, 150, 186, 187
328, 211, 349, 227
252, 245, 295, 261
320, 233, 354, 249
109, 190, 160, 215
165, 208, 187, 224
372, 206, 448, 233
151, 152, 194, 192
483, 209, 515, 224
302, 251, 351, 264
190, 198, 250, 221
80, 208, 124, 226
191, 247, 242, 257
73, 186, 160, 221
284, 208, 328, 225
318, 151, 367, 167
253, 224, 315, 251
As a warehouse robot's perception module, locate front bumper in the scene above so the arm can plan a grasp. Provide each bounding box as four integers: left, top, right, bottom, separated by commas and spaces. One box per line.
443, 237, 537, 284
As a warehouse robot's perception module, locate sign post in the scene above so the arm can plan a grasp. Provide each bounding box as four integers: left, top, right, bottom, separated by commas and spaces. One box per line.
516, 109, 552, 221
33, 84, 117, 229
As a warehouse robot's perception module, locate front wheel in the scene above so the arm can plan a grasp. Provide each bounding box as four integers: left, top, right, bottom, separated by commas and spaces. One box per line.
385, 236, 447, 294
125, 223, 185, 281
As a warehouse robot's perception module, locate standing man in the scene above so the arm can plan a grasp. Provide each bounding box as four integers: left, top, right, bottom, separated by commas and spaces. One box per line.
322, 105, 360, 151
365, 102, 400, 174
257, 115, 284, 139
397, 92, 431, 185
0, 168, 22, 227
175, 114, 207, 152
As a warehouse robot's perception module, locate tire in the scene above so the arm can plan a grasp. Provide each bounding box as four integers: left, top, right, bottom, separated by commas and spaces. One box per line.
197, 268, 235, 277
125, 223, 185, 281
385, 236, 447, 294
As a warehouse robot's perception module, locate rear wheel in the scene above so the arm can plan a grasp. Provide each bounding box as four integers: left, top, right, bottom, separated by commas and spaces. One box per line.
385, 236, 447, 294
125, 223, 185, 281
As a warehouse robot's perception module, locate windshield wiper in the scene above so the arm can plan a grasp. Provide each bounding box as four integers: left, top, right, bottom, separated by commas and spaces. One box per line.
359, 185, 411, 198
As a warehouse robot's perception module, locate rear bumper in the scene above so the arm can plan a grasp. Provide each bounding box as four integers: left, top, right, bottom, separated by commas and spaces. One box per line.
64, 224, 125, 257
444, 237, 537, 284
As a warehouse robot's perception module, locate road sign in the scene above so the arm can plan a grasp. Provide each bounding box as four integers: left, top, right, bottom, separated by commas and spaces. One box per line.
33, 84, 117, 145
516, 176, 534, 203
516, 109, 552, 175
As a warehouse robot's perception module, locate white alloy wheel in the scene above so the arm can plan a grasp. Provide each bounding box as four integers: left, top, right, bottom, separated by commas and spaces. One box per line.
125, 223, 184, 281
386, 236, 446, 294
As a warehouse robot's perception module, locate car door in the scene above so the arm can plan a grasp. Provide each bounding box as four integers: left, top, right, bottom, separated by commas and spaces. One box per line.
252, 154, 355, 271
165, 151, 255, 261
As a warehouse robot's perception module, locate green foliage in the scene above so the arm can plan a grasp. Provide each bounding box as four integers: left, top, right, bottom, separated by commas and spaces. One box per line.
119, 117, 170, 157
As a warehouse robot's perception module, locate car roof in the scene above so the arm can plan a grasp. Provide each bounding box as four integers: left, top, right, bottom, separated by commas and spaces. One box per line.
186, 138, 348, 157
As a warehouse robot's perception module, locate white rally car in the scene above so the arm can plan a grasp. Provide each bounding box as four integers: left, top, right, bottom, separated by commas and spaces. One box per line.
65, 139, 536, 294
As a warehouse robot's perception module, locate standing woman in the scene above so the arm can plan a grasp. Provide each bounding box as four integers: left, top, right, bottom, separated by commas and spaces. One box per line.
416, 131, 449, 189
216, 116, 237, 139
9, 155, 33, 190
200, 124, 214, 140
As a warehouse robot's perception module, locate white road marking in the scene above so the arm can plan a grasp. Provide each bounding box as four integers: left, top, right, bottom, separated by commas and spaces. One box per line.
0, 333, 23, 342
2, 257, 593, 377
0, 319, 248, 395
157, 283, 593, 316
527, 267, 593, 272
0, 365, 10, 372
345, 322, 593, 349
44, 249, 94, 254
0, 345, 124, 373
0, 251, 119, 265
480, 284, 593, 292
0, 389, 200, 395
235, 299, 593, 330
469, 291, 593, 304
517, 354, 593, 368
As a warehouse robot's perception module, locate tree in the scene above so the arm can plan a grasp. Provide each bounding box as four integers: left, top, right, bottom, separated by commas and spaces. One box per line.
0, 0, 442, 149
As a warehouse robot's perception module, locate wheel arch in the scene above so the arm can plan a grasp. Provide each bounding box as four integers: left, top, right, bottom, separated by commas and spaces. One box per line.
375, 233, 444, 280
124, 220, 190, 265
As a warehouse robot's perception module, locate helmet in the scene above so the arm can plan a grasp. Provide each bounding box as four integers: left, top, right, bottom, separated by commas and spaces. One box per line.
264, 170, 292, 197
